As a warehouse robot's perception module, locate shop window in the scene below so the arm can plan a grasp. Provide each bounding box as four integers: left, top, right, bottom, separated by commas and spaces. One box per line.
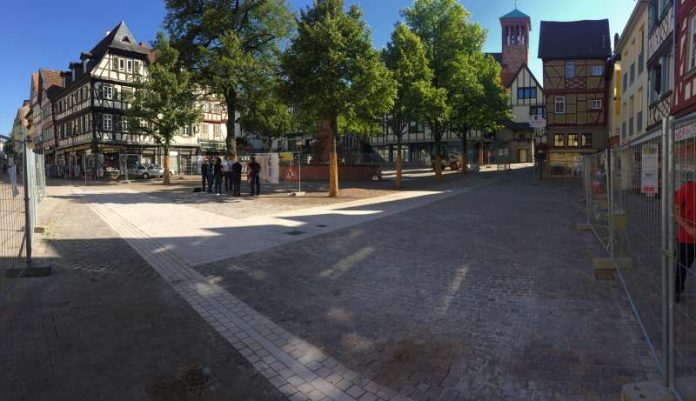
567, 134, 579, 147
554, 134, 565, 147
582, 133, 593, 147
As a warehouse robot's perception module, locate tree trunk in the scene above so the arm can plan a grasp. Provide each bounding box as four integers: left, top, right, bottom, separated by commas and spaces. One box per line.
329, 115, 339, 197
225, 94, 237, 157
434, 137, 442, 181
163, 146, 171, 185
395, 135, 403, 189
460, 133, 468, 173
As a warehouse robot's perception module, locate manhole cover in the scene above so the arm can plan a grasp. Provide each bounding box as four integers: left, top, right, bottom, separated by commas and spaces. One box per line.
285, 230, 306, 236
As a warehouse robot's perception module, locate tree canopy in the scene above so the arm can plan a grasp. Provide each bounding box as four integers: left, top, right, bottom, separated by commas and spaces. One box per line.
281, 0, 396, 196
164, 0, 294, 155
126, 32, 202, 184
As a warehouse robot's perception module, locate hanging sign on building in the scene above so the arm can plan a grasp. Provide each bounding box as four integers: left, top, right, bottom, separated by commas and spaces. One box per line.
676, 121, 696, 142
529, 115, 547, 129
641, 144, 659, 195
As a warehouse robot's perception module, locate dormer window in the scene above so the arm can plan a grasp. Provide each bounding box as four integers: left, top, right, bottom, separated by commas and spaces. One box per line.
121, 36, 130, 43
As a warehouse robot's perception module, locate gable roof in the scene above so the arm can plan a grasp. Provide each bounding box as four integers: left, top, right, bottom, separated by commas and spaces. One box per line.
506, 63, 543, 89
90, 21, 149, 59
538, 19, 611, 60
501, 9, 530, 20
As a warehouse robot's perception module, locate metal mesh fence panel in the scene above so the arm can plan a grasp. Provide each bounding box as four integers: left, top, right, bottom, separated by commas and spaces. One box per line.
673, 115, 696, 395
584, 151, 611, 250
0, 159, 25, 300
610, 134, 665, 373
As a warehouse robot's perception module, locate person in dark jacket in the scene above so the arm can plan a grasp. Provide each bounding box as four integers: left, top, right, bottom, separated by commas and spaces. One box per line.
213, 157, 223, 195
200, 158, 209, 191
231, 156, 242, 197
248, 156, 261, 196
206, 157, 215, 193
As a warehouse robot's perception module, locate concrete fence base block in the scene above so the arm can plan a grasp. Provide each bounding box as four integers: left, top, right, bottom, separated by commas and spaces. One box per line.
5, 263, 53, 278
34, 225, 48, 234
576, 223, 593, 231
621, 381, 674, 401
614, 257, 633, 272
593, 258, 615, 280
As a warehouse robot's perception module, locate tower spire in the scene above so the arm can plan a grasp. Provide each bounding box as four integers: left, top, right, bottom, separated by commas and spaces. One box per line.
515, 0, 519, 9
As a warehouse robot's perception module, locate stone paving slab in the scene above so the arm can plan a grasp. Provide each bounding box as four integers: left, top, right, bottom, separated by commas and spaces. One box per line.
0, 193, 286, 401
85, 194, 413, 401
72, 181, 491, 269
191, 173, 658, 400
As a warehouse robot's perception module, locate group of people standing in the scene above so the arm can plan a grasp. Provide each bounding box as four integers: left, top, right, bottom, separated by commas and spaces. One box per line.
201, 156, 261, 196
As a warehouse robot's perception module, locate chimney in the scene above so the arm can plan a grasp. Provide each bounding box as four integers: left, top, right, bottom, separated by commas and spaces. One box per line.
139, 42, 147, 48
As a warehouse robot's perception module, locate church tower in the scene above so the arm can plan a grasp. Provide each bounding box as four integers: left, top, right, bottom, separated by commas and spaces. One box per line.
500, 7, 531, 86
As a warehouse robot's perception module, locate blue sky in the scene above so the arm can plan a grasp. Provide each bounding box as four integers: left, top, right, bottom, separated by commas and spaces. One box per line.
0, 0, 636, 134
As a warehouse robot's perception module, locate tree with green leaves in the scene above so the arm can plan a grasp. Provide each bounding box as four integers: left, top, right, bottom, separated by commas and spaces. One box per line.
239, 81, 295, 151
282, 0, 396, 197
164, 0, 294, 157
449, 53, 511, 172
126, 33, 202, 185
383, 23, 434, 188
403, 0, 487, 180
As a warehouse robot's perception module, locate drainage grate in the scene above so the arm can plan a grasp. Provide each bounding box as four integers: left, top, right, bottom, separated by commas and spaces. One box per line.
285, 230, 306, 236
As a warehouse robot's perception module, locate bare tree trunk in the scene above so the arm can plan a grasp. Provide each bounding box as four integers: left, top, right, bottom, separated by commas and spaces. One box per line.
460, 133, 467, 173
225, 94, 237, 157
434, 137, 442, 181
329, 115, 339, 197
163, 146, 171, 185
395, 135, 403, 189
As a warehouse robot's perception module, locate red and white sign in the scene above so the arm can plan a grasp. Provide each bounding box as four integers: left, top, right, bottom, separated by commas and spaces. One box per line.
285, 167, 298, 181
676, 121, 696, 142
641, 144, 659, 195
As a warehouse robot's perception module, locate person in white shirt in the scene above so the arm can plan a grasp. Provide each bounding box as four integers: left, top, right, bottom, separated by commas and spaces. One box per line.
222, 155, 233, 192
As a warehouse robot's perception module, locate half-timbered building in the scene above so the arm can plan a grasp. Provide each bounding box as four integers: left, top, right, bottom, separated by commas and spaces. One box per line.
34, 70, 66, 166
646, 0, 674, 133
368, 6, 540, 166
539, 19, 612, 176
673, 0, 696, 120
51, 21, 228, 178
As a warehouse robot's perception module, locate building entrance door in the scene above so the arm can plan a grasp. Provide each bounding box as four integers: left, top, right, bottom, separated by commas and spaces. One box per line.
520, 149, 528, 163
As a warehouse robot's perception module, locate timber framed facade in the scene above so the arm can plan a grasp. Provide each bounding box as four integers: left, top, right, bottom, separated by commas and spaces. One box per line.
539, 19, 612, 176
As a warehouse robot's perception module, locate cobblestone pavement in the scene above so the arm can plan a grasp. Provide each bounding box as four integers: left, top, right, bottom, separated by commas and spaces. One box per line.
0, 190, 286, 401
190, 172, 658, 400
12, 170, 659, 401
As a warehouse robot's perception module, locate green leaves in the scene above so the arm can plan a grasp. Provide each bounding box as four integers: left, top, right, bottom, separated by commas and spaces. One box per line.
281, 0, 396, 136
126, 32, 202, 149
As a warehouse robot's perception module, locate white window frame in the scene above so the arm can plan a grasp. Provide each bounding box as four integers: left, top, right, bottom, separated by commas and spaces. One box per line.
126, 59, 133, 73
122, 118, 129, 132
565, 62, 575, 79
591, 99, 603, 110
555, 96, 566, 114
103, 84, 113, 100
103, 114, 112, 131
118, 58, 126, 72
591, 66, 604, 76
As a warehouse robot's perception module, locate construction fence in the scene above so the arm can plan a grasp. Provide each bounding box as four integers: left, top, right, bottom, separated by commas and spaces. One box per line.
0, 146, 46, 302
583, 116, 696, 399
